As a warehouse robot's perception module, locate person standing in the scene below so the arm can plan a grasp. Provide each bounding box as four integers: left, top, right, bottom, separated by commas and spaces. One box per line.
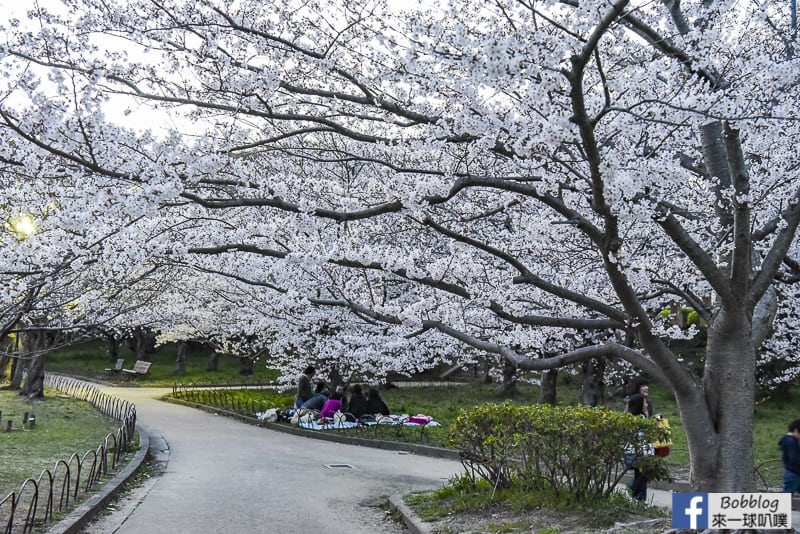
626, 379, 654, 418
779, 419, 800, 494
626, 393, 654, 501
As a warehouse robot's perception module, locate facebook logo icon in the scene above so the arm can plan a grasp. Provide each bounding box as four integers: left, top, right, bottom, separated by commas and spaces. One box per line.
673, 493, 708, 528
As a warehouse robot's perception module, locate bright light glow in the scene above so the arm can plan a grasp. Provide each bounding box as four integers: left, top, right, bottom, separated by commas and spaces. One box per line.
9, 214, 37, 238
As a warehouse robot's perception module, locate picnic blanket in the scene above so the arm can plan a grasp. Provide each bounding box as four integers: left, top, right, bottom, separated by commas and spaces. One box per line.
254, 410, 442, 430
297, 414, 441, 430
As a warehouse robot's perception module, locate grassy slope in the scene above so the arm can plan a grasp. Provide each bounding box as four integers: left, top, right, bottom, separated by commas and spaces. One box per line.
0, 389, 121, 498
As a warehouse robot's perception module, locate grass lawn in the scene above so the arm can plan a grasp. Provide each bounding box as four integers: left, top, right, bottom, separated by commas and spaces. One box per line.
0, 388, 121, 499
45, 340, 279, 385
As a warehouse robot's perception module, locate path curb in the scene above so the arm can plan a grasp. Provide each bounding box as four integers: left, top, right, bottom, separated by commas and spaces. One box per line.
388, 493, 433, 534
44, 426, 151, 534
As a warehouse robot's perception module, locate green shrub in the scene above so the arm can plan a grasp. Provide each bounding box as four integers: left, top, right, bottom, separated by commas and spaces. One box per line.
448, 403, 671, 501
448, 403, 527, 489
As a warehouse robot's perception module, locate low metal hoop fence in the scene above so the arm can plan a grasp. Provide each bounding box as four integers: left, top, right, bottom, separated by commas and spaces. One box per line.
0, 375, 137, 534
171, 381, 279, 417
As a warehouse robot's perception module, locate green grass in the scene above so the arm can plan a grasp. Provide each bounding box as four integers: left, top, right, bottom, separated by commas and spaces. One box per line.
752, 388, 800, 487
404, 475, 667, 531
0, 388, 121, 498
46, 340, 279, 386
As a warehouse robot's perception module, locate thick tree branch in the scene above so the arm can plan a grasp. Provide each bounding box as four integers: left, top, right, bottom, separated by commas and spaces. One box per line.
422, 217, 625, 321
750, 187, 800, 305
186, 243, 471, 298
655, 210, 735, 306
489, 301, 626, 330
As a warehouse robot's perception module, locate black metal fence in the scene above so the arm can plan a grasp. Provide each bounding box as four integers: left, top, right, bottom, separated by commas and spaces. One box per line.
0, 375, 137, 534
171, 381, 278, 417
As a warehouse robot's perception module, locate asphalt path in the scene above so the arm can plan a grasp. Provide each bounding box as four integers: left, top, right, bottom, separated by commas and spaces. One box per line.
83, 387, 463, 534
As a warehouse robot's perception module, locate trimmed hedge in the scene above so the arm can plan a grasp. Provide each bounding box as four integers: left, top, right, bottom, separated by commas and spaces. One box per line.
448, 403, 670, 501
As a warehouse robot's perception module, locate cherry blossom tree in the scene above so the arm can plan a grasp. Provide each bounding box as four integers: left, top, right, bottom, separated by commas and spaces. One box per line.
2, 0, 800, 492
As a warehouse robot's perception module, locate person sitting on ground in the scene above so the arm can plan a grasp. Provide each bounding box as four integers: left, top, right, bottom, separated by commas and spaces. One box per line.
365, 387, 390, 416
318, 392, 344, 424
295, 365, 317, 409
347, 384, 369, 420
779, 418, 800, 494
335, 383, 349, 414
301, 380, 330, 410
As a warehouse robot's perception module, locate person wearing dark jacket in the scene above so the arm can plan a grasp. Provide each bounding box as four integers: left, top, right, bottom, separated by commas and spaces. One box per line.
347, 384, 369, 419
626, 393, 652, 501
295, 364, 329, 410
295, 365, 316, 409
779, 418, 800, 494
335, 384, 349, 414
625, 379, 654, 418
365, 388, 390, 416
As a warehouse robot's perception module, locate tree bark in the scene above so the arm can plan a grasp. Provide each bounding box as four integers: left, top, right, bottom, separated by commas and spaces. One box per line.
174, 340, 187, 376
9, 355, 23, 390
22, 351, 45, 398
0, 355, 9, 380
682, 308, 756, 491
206, 350, 220, 372
104, 332, 122, 363
580, 358, 605, 406
129, 328, 155, 361
538, 369, 558, 405
238, 357, 254, 375
479, 359, 492, 384
20, 329, 55, 398
495, 360, 518, 397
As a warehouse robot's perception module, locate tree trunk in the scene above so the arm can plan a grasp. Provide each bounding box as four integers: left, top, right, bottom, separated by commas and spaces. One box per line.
10, 356, 23, 390
0, 335, 13, 379
174, 340, 187, 376
495, 360, 517, 397
105, 332, 122, 363
130, 328, 155, 361
238, 357, 254, 375
538, 369, 558, 405
0, 354, 9, 380
479, 359, 492, 384
206, 350, 220, 372
22, 352, 45, 398
580, 358, 605, 406
681, 308, 756, 491
20, 329, 55, 398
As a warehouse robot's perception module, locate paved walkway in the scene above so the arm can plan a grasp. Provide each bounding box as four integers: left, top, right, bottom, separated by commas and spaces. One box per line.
73, 387, 463, 534
49, 385, 800, 533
